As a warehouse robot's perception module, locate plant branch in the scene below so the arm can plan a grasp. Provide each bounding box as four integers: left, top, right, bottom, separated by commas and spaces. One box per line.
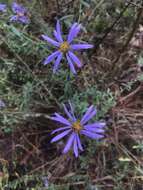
110, 7, 143, 79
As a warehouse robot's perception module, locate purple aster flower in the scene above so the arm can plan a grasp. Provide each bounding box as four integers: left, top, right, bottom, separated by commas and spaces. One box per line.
0, 3, 7, 12
51, 103, 105, 157
10, 2, 29, 24
41, 21, 93, 74
0, 100, 5, 108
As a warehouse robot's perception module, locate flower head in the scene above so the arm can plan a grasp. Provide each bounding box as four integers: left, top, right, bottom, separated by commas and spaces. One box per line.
0, 100, 5, 109
41, 21, 93, 74
10, 2, 29, 24
0, 3, 7, 12
51, 103, 105, 157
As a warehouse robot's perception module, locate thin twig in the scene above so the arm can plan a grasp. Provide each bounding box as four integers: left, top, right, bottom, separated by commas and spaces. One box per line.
110, 7, 143, 78
126, 0, 143, 8
87, 0, 105, 21
94, 0, 132, 49
23, 113, 51, 120
119, 84, 143, 105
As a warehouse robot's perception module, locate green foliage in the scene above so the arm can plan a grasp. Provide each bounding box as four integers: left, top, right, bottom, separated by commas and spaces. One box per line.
71, 87, 115, 118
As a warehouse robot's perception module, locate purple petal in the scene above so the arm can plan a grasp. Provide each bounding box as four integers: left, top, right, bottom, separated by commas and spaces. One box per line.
51, 113, 71, 126
12, 2, 27, 14
63, 104, 75, 122
18, 16, 29, 24
63, 132, 75, 154
84, 125, 105, 133
82, 109, 96, 124
51, 129, 71, 143
68, 23, 81, 43
51, 126, 71, 134
68, 101, 76, 121
84, 122, 106, 129
0, 4, 7, 12
0, 100, 5, 108
55, 20, 63, 42
41, 35, 60, 47
81, 105, 94, 121
71, 44, 93, 50
66, 54, 76, 74
12, 2, 20, 13
10, 15, 18, 22
81, 105, 97, 125
73, 136, 78, 157
67, 23, 78, 42
76, 134, 83, 151
53, 52, 63, 73
81, 130, 104, 139
43, 51, 60, 65
53, 30, 59, 42
68, 51, 82, 68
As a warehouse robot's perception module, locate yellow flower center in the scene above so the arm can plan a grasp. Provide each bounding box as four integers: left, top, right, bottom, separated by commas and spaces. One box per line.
72, 121, 82, 132
59, 41, 70, 53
